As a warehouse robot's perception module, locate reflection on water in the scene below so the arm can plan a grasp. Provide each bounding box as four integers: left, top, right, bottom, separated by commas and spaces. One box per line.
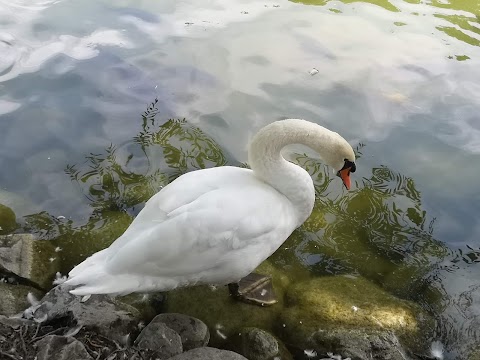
290, 0, 480, 53
13, 101, 478, 358
1, 0, 480, 358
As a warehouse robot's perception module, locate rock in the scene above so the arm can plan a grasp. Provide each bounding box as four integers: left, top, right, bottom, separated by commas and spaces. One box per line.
134, 321, 183, 359
118, 292, 167, 322
31, 284, 140, 341
0, 204, 17, 234
0, 315, 34, 330
279, 276, 432, 351
231, 327, 284, 360
0, 282, 44, 316
166, 260, 291, 347
149, 313, 209, 351
0, 263, 45, 290
0, 233, 59, 289
306, 328, 409, 360
35, 335, 93, 360
168, 347, 248, 360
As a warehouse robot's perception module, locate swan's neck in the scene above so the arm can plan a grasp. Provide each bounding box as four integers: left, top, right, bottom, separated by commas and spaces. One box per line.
248, 119, 339, 225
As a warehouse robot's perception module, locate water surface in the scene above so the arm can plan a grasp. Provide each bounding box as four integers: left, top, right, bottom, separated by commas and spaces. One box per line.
0, 0, 479, 358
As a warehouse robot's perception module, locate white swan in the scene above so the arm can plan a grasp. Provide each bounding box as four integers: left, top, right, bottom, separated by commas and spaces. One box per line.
65, 119, 356, 296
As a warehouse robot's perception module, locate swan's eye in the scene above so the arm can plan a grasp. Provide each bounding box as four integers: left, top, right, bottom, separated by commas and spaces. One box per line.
341, 159, 356, 173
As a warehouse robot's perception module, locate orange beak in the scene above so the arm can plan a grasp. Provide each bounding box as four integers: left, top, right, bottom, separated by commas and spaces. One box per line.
338, 167, 352, 190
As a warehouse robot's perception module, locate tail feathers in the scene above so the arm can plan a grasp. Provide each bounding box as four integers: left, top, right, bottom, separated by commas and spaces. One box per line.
68, 249, 109, 278
65, 260, 180, 296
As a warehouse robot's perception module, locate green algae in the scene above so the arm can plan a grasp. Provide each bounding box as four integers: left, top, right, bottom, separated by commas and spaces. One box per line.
0, 204, 17, 235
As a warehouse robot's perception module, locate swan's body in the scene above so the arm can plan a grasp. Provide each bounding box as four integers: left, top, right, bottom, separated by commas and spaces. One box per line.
66, 119, 356, 296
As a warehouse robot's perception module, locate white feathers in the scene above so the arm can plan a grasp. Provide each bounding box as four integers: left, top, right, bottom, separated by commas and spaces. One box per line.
27, 292, 39, 307
65, 120, 355, 296
430, 340, 444, 360
304, 349, 317, 358
215, 324, 227, 340
53, 272, 67, 285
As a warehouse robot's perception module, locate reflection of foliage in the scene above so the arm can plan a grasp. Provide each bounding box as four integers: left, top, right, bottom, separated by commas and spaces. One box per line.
290, 0, 480, 50
431, 0, 480, 48
289, 0, 399, 12
134, 101, 227, 180
23, 99, 227, 273
269, 151, 448, 305
65, 98, 226, 216
65, 145, 166, 215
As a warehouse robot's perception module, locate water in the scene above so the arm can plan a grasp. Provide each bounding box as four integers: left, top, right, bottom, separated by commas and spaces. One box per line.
0, 0, 479, 358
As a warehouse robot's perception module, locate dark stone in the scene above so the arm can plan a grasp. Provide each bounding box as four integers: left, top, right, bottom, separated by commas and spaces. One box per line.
135, 321, 183, 359
168, 347, 248, 360
236, 327, 280, 360
150, 313, 209, 350
309, 329, 409, 360
30, 284, 140, 341
0, 315, 34, 330
35, 335, 93, 360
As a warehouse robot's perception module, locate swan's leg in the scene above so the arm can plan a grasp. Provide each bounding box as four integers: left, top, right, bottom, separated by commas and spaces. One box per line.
228, 273, 277, 306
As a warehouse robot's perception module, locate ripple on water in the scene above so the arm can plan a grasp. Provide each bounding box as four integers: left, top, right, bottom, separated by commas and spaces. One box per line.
0, 34, 17, 77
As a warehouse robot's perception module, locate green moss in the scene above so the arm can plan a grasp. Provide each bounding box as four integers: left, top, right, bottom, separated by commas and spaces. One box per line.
0, 204, 17, 235
279, 276, 432, 349
394, 21, 407, 26
0, 282, 44, 316
165, 261, 292, 347
30, 239, 60, 289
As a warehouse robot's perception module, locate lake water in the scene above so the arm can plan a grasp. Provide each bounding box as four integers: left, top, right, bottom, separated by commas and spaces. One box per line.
0, 0, 479, 358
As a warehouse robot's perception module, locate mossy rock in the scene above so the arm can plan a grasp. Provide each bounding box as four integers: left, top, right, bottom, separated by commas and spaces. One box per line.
0, 234, 59, 289
54, 210, 133, 275
0, 282, 44, 316
0, 204, 17, 235
278, 276, 433, 352
228, 327, 293, 360
165, 261, 292, 347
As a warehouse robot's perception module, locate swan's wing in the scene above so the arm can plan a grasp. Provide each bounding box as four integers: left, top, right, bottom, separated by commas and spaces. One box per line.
104, 183, 296, 280
107, 166, 255, 251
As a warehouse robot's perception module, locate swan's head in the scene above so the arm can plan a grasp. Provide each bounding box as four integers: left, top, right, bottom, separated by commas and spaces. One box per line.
321, 132, 356, 190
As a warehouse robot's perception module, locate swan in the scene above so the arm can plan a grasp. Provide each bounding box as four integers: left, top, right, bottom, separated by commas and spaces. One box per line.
65, 119, 356, 299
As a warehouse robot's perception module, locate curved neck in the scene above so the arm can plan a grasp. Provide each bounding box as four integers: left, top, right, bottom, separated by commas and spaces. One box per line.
248, 119, 338, 225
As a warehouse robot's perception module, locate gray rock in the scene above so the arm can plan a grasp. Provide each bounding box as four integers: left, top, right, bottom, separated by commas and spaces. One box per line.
0, 233, 58, 289
0, 315, 34, 330
309, 329, 409, 360
150, 313, 209, 350
35, 335, 93, 360
168, 347, 249, 360
236, 327, 280, 360
0, 282, 44, 316
135, 321, 183, 359
31, 284, 140, 341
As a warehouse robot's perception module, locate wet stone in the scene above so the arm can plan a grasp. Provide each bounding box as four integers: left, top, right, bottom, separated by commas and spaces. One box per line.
35, 335, 93, 360
168, 346, 248, 360
150, 313, 210, 351
135, 321, 183, 359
